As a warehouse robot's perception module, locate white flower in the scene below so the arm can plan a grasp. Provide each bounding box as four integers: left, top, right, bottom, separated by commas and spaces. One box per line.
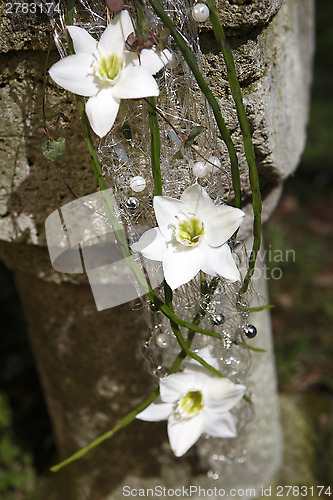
137, 347, 246, 457
49, 10, 172, 137
131, 184, 245, 290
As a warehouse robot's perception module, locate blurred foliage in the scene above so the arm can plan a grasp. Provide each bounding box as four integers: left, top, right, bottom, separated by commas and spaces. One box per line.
266, 209, 333, 392
0, 265, 55, 498
288, 0, 333, 200
301, 0, 333, 173
0, 393, 35, 499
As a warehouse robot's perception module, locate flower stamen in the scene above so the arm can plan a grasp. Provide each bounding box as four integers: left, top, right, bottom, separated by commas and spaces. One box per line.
94, 52, 124, 82
175, 215, 204, 246
177, 390, 204, 417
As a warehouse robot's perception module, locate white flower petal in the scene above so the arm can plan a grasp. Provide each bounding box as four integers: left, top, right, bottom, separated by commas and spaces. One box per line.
136, 398, 173, 422
98, 10, 134, 54
200, 242, 241, 282
67, 26, 97, 54
85, 89, 120, 137
131, 228, 166, 261
203, 410, 237, 438
202, 205, 245, 247
137, 48, 173, 75
112, 66, 159, 99
49, 54, 98, 96
123, 51, 138, 67
180, 184, 214, 213
153, 195, 185, 239
203, 379, 246, 412
163, 247, 203, 290
168, 411, 204, 457
160, 372, 196, 403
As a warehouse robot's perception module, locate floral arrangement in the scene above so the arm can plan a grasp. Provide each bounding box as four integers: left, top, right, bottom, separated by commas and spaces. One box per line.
40, 0, 265, 475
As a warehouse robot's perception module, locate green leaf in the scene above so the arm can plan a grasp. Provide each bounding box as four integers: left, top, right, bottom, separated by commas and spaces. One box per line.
173, 143, 185, 159
249, 304, 275, 313
0, 394, 11, 429
157, 27, 170, 50
238, 342, 266, 352
185, 125, 205, 146
41, 137, 66, 162
173, 126, 205, 159
0, 435, 19, 466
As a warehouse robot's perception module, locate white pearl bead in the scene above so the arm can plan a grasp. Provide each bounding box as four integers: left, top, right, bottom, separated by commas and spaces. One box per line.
156, 333, 169, 348
192, 156, 221, 177
192, 160, 210, 178
130, 175, 146, 192
208, 156, 221, 173
192, 3, 210, 23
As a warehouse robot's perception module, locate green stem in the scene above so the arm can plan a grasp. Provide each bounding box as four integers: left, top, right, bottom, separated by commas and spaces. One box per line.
152, 298, 223, 339
239, 342, 266, 353
146, 96, 222, 376
146, 99, 223, 374
249, 304, 274, 313
66, 0, 74, 35
147, 96, 162, 196
172, 325, 224, 377
168, 276, 219, 374
50, 283, 222, 472
205, 0, 262, 294
148, 0, 241, 209
50, 387, 159, 472
164, 282, 224, 378
50, 268, 242, 473
42, 36, 53, 130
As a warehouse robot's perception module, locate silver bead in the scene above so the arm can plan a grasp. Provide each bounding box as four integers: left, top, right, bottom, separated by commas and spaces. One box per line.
126, 196, 139, 211
192, 3, 210, 22
244, 324, 257, 338
212, 313, 225, 326
149, 301, 159, 312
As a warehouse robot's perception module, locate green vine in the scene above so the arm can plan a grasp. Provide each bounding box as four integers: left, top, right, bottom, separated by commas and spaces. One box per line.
205, 0, 262, 294
146, 79, 224, 376
148, 0, 242, 210
146, 96, 163, 196
164, 281, 225, 378
51, 276, 226, 472
50, 388, 160, 472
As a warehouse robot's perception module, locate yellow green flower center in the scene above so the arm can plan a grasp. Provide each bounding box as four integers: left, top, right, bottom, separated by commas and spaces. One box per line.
175, 216, 204, 246
178, 391, 204, 416
96, 53, 124, 81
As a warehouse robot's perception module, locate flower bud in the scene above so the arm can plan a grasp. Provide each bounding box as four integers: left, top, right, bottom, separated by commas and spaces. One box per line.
106, 0, 125, 14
